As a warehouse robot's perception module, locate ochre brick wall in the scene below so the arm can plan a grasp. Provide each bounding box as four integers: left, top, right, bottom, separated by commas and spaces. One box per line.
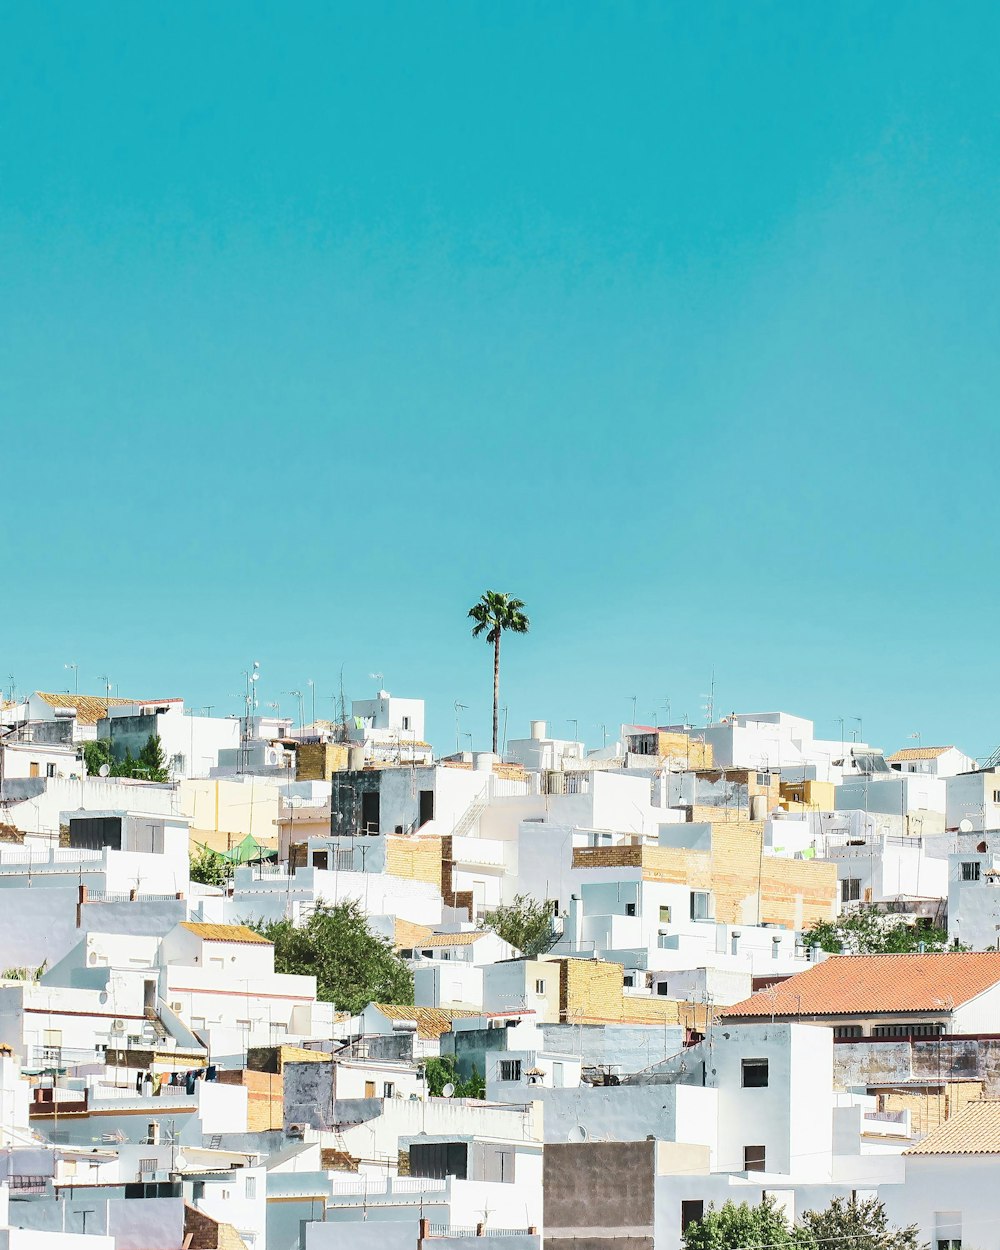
684, 803, 751, 824
656, 733, 714, 770
217, 1068, 285, 1130
386, 835, 444, 891
247, 1044, 331, 1074
557, 958, 710, 1028
880, 1081, 984, 1138
572, 825, 836, 930
296, 742, 350, 781
184, 1204, 250, 1250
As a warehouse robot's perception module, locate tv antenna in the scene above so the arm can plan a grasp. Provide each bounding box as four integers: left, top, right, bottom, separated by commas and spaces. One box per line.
454, 702, 468, 754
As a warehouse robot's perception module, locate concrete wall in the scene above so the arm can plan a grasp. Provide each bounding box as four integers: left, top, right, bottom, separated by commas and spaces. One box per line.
544, 1140, 655, 1249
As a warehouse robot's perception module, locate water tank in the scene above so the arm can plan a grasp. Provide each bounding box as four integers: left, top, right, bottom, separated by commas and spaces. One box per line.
751, 794, 768, 821
530, 720, 546, 740
474, 752, 497, 772
348, 746, 365, 771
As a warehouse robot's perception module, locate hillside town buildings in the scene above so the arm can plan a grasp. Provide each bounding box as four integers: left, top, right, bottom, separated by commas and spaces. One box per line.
0, 683, 998, 1247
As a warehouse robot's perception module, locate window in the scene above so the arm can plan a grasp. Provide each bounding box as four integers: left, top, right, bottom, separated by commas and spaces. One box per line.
657, 981, 670, 996
962, 862, 981, 882
834, 1025, 863, 1039
625, 902, 637, 917
43, 1029, 62, 1047
744, 1145, 766, 1172
535, 979, 546, 995
841, 878, 861, 902
681, 1201, 705, 1231
45, 763, 56, 778
499, 1060, 522, 1082
756, 772, 769, 787
938, 1241, 961, 1250
402, 716, 411, 731
741, 1058, 769, 1088
191, 1017, 206, 1031
29, 762, 39, 778
245, 1176, 256, 1198
623, 974, 635, 987
659, 905, 672, 923
139, 1158, 157, 1175
236, 1019, 251, 1032
690, 891, 711, 921
383, 1082, 395, 1098
993, 790, 1000, 803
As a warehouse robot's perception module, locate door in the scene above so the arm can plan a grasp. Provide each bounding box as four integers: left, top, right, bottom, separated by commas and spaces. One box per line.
364, 1081, 375, 1098
361, 791, 380, 834
418, 790, 434, 828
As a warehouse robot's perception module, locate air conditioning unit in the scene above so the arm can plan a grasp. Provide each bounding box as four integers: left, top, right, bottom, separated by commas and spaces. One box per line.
266, 748, 281, 766
111, 1019, 125, 1034
169, 1001, 183, 1013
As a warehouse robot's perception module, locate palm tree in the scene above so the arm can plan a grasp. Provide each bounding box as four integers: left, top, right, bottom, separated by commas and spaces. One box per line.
468, 591, 529, 755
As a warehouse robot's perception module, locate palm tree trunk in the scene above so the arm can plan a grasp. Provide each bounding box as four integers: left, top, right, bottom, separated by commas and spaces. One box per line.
493, 633, 501, 754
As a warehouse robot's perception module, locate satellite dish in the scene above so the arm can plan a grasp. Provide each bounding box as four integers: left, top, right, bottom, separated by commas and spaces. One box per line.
567, 1124, 588, 1143
174, 1152, 187, 1170
98, 764, 111, 778
441, 1083, 455, 1099
960, 819, 974, 833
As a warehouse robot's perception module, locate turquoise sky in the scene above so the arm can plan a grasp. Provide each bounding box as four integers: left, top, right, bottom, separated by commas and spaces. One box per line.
3, 2, 999, 757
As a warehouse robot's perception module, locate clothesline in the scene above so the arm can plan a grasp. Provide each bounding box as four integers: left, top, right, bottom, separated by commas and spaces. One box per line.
135, 1065, 218, 1096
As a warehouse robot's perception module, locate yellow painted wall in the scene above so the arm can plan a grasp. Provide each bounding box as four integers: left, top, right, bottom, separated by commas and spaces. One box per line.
778, 779, 836, 813
178, 777, 281, 853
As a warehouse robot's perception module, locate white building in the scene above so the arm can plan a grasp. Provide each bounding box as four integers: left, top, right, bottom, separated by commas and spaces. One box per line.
99, 699, 240, 780
505, 721, 586, 773
886, 745, 977, 778
349, 690, 431, 764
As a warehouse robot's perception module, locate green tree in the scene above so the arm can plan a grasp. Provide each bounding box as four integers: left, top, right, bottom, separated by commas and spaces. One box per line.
794, 1196, 923, 1250
135, 733, 170, 782
804, 904, 952, 954
81, 739, 113, 776
683, 1197, 794, 1250
422, 1055, 486, 1099
468, 591, 529, 754
257, 900, 413, 1014
189, 845, 231, 888
483, 893, 554, 957
84, 734, 171, 782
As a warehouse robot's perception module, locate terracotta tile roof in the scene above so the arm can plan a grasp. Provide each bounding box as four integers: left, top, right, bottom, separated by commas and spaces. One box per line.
721, 952, 1000, 1019
371, 1004, 480, 1039
179, 922, 270, 945
34, 692, 133, 726
414, 932, 489, 948
886, 746, 953, 762
905, 1100, 1000, 1154
393, 919, 433, 951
